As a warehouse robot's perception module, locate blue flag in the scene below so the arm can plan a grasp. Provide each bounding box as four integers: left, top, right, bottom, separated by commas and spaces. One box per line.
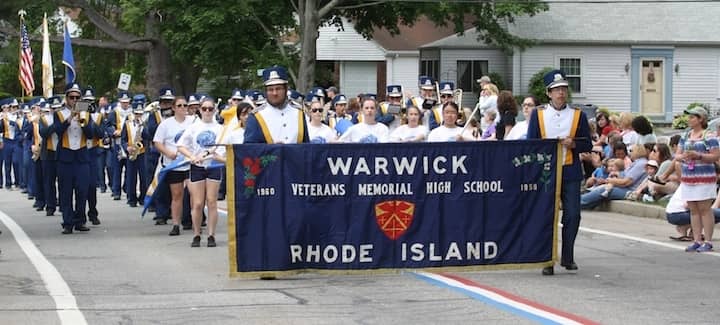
62, 22, 75, 86
141, 155, 225, 217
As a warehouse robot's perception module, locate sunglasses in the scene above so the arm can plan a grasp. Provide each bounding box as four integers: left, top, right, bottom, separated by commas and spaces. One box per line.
175, 104, 188, 107
311, 108, 323, 113
440, 95, 452, 98
200, 106, 215, 112
67, 96, 80, 100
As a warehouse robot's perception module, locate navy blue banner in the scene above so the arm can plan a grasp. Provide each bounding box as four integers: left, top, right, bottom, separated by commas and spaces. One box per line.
227, 140, 561, 277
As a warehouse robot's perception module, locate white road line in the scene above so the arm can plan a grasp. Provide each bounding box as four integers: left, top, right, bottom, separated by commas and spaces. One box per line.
580, 226, 720, 257
0, 210, 88, 325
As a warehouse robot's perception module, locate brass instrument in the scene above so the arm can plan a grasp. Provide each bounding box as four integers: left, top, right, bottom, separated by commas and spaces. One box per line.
128, 118, 145, 161
454, 88, 467, 125
72, 101, 89, 127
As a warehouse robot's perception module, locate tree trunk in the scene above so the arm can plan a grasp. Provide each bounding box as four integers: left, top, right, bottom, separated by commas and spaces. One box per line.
297, 0, 319, 93
144, 13, 172, 98
177, 65, 202, 97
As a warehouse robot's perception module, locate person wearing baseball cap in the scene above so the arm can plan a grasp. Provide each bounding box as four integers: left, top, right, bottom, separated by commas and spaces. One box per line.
527, 69, 592, 275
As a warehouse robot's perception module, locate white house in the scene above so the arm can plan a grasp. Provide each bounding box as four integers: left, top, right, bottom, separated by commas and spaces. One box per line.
420, 1, 720, 122
316, 17, 462, 99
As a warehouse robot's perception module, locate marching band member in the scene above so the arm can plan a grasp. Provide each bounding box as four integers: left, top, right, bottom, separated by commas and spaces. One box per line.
54, 83, 95, 234
177, 97, 226, 247
31, 100, 48, 212
18, 103, 30, 194
244, 66, 309, 144
288, 90, 304, 110
83, 87, 103, 225
144, 87, 176, 225
153, 96, 194, 235
527, 70, 592, 275
429, 82, 455, 130
389, 105, 428, 143
249, 90, 267, 108
338, 96, 389, 143
39, 96, 62, 216
105, 91, 132, 201
121, 103, 147, 208
377, 85, 404, 133
408, 76, 438, 128
326, 94, 357, 135
0, 98, 21, 189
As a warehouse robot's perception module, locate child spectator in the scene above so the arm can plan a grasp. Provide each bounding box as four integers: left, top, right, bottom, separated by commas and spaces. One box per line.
600, 158, 626, 197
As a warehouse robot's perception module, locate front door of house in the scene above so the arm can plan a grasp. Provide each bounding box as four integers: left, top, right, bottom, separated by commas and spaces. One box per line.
640, 59, 664, 115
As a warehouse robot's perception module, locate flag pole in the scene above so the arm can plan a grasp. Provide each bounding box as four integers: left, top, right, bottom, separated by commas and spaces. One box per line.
18, 9, 26, 99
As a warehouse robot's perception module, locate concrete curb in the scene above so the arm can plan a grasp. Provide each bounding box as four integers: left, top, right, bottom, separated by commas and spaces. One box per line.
595, 200, 666, 220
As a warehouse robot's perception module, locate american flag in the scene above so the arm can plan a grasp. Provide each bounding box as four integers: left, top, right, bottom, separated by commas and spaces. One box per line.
19, 18, 35, 95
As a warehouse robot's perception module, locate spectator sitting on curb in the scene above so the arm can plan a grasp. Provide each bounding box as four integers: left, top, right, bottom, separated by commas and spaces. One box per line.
581, 144, 648, 209
667, 186, 720, 241
625, 159, 659, 201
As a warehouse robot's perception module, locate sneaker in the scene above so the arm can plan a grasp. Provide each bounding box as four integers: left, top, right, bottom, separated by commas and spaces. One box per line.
168, 225, 180, 236
600, 190, 609, 198
685, 242, 702, 252
191, 235, 201, 247
207, 235, 216, 247
697, 242, 714, 252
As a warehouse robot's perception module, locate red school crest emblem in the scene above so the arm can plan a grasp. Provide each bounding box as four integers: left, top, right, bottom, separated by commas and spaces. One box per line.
375, 200, 415, 240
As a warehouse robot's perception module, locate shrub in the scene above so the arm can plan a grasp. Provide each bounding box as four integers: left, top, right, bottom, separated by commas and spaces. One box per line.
673, 102, 711, 129
528, 67, 572, 104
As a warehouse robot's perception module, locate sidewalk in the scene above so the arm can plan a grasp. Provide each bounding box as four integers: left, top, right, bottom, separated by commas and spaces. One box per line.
596, 200, 666, 220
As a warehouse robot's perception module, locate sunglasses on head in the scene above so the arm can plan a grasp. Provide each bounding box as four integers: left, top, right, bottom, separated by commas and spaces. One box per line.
200, 106, 215, 112
311, 108, 323, 113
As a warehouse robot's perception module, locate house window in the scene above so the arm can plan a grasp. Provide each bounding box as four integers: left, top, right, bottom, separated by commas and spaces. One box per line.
420, 60, 439, 81
457, 60, 488, 93
560, 58, 582, 94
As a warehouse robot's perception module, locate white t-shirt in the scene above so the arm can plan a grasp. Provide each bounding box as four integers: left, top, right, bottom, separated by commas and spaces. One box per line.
178, 120, 226, 168
505, 120, 528, 140
389, 124, 429, 142
308, 123, 337, 143
427, 125, 463, 142
153, 116, 195, 169
338, 122, 389, 143
224, 126, 245, 144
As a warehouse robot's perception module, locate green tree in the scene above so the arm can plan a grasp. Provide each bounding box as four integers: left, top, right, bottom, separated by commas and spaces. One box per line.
290, 0, 548, 92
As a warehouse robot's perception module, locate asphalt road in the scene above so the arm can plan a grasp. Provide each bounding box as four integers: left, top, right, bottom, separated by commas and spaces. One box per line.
0, 188, 719, 325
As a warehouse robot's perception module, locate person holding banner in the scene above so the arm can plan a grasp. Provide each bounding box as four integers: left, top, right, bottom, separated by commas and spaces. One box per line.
153, 96, 194, 236
389, 105, 428, 143
177, 97, 226, 248
308, 101, 337, 143
244, 66, 309, 144
527, 70, 592, 275
427, 102, 475, 142
338, 97, 389, 143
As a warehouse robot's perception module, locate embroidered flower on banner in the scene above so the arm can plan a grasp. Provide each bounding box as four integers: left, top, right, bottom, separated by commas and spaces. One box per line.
242, 155, 277, 197
512, 153, 553, 191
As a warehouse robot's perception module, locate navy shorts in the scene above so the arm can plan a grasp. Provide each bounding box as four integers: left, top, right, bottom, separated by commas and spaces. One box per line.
165, 170, 189, 184
190, 164, 222, 182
